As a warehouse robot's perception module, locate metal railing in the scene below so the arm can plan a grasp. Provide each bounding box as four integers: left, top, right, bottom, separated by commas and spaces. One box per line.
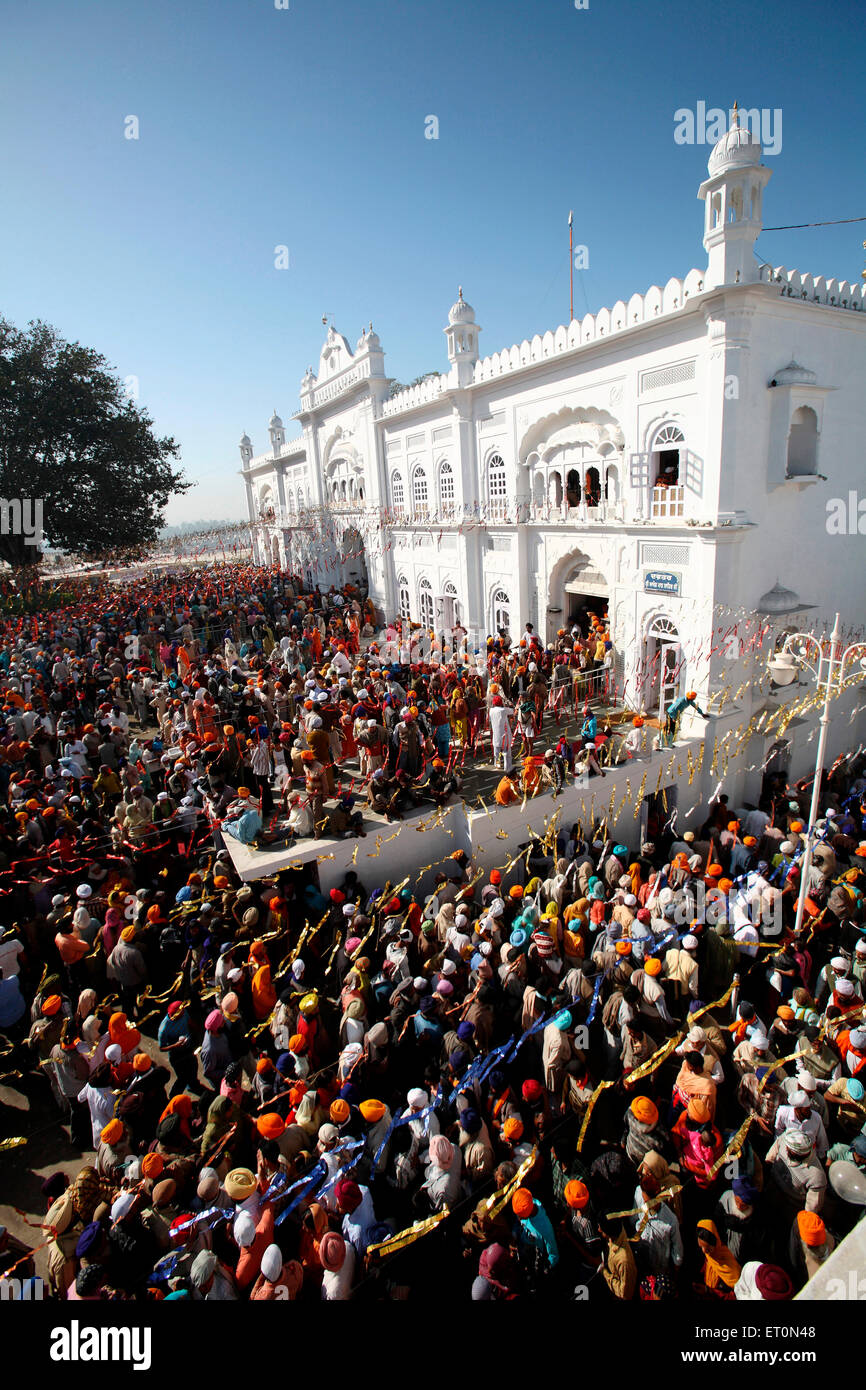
651, 484, 685, 519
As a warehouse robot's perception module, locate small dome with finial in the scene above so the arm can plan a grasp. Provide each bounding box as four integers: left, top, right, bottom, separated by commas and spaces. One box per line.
757, 579, 813, 616
448, 286, 475, 325
708, 102, 762, 176
239, 432, 251, 447
269, 410, 283, 430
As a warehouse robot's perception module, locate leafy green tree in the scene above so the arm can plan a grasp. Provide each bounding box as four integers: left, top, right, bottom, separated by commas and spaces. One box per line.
0, 316, 189, 569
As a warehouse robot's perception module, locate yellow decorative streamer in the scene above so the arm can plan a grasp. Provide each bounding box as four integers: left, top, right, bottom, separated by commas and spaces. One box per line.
365, 1208, 449, 1260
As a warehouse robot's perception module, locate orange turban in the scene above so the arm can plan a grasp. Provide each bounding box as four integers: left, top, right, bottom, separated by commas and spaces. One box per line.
565, 1180, 590, 1210
796, 1211, 826, 1247
141, 1153, 165, 1180
359, 1099, 386, 1123
511, 1187, 535, 1219
644, 958, 662, 976
502, 1117, 524, 1142
330, 1099, 350, 1125
630, 1097, 658, 1126
256, 1113, 286, 1140
100, 1119, 124, 1146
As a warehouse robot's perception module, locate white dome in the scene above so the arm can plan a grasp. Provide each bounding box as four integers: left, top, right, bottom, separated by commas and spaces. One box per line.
771, 360, 817, 388
269, 411, 283, 430
448, 286, 475, 325
239, 433, 251, 447
757, 580, 812, 616
708, 108, 762, 176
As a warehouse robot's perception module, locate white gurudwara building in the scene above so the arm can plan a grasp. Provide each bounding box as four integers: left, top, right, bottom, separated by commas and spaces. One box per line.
237, 110, 866, 846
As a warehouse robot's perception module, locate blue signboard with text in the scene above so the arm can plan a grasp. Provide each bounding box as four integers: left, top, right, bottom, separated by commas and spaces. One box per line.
644, 570, 681, 595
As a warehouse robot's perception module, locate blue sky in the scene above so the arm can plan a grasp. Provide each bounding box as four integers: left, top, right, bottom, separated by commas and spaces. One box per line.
2, 0, 863, 523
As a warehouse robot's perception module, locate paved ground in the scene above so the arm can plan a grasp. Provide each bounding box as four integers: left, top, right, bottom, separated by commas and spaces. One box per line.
0, 1032, 169, 1284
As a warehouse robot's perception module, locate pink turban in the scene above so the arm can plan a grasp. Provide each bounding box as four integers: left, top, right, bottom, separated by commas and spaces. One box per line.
429, 1134, 454, 1169
319, 1231, 347, 1272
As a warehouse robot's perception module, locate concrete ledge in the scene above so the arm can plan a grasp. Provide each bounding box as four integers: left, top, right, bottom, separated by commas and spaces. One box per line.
223, 744, 688, 895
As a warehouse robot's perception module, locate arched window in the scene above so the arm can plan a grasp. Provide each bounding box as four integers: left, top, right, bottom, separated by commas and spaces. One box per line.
391, 470, 405, 515
412, 466, 428, 517
443, 579, 460, 627
398, 574, 411, 621
566, 469, 581, 506
605, 464, 619, 502
418, 576, 434, 628
647, 616, 678, 641
297, 487, 304, 509
491, 587, 511, 635
487, 454, 507, 515
438, 460, 455, 513
585, 466, 601, 507
651, 423, 684, 488
786, 406, 818, 477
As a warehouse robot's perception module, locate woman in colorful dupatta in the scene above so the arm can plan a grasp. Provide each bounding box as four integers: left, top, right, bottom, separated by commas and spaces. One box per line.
694, 1218, 741, 1297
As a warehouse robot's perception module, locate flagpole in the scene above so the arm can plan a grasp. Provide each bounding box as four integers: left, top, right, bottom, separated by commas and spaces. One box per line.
569, 210, 574, 323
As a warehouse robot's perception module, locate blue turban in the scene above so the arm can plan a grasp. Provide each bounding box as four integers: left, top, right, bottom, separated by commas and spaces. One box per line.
732, 1175, 759, 1203
275, 1051, 294, 1076
75, 1221, 104, 1259
460, 1108, 482, 1135
457, 1021, 475, 1041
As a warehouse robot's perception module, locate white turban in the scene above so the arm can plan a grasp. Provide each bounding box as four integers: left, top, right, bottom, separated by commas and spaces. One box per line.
260, 1244, 283, 1283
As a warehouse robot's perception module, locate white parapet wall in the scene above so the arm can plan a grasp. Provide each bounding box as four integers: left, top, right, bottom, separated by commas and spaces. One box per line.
223, 742, 701, 895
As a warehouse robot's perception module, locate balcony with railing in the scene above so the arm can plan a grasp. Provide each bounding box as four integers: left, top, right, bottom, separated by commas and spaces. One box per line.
650, 484, 685, 520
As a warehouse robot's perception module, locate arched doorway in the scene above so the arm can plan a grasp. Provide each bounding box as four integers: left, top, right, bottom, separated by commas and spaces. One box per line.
341, 527, 367, 593
551, 550, 609, 639
491, 587, 511, 636
643, 615, 681, 718
397, 574, 411, 622
418, 576, 434, 629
